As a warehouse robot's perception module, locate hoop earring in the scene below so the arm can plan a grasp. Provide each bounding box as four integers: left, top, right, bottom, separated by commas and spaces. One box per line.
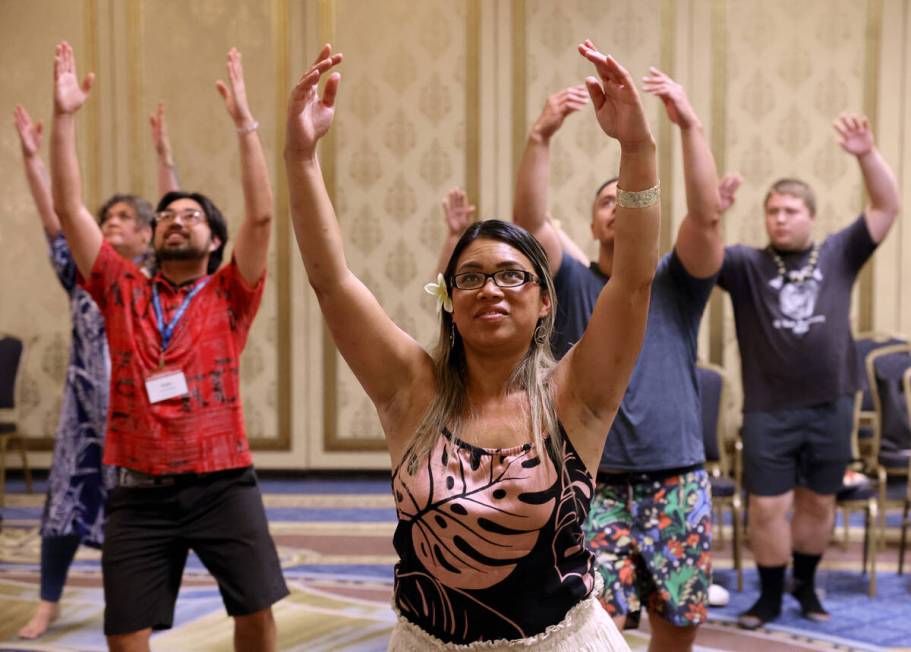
534, 322, 547, 346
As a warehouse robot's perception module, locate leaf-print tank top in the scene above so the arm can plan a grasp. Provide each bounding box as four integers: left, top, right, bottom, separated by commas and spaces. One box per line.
391, 424, 596, 644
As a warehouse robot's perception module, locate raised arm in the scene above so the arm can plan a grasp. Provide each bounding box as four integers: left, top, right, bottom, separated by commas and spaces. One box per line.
556, 42, 659, 472
513, 85, 588, 270
833, 114, 900, 244
149, 102, 179, 196
643, 67, 722, 278
285, 45, 431, 438
217, 48, 273, 284
14, 105, 60, 237
434, 187, 475, 275
49, 42, 103, 278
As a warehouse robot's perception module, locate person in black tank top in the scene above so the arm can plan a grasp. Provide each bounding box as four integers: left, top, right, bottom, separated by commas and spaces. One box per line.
285, 40, 659, 650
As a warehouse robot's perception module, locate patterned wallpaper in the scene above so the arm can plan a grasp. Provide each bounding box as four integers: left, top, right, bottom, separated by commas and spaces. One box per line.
327, 0, 468, 446
0, 0, 904, 466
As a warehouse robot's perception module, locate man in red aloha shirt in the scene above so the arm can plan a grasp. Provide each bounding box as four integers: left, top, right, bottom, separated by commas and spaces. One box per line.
49, 42, 287, 652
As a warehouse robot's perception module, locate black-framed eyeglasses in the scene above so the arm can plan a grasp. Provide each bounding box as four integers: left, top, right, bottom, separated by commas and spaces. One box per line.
156, 209, 205, 225
452, 269, 540, 290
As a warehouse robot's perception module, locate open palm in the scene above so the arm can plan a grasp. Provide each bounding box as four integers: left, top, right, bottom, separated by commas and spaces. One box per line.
286, 44, 343, 155
53, 42, 93, 115
834, 114, 873, 156
14, 105, 43, 156
578, 40, 651, 147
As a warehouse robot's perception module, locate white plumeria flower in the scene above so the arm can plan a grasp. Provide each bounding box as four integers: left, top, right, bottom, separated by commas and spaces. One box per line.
424, 273, 453, 313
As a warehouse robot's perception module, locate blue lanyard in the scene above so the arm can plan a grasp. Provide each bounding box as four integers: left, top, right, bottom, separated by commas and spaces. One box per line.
152, 277, 210, 352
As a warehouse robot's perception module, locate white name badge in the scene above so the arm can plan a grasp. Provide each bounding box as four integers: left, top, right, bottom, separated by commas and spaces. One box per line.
145, 368, 190, 403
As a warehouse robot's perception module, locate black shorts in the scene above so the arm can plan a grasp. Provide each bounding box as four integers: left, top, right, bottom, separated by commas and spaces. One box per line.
741, 395, 854, 497
102, 466, 288, 636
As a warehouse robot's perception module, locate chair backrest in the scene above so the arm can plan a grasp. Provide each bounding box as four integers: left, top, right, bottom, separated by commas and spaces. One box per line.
856, 332, 909, 412
870, 344, 911, 454
696, 361, 726, 467
0, 336, 24, 410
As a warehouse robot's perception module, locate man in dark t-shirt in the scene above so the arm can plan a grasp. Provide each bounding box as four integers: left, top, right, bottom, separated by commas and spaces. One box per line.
514, 72, 725, 650
719, 115, 900, 630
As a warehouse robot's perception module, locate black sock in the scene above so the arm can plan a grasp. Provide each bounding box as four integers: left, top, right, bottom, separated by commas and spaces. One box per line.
740, 564, 784, 623
791, 551, 828, 617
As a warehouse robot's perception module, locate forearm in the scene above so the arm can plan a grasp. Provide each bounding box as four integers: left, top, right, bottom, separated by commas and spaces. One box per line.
858, 147, 900, 215
50, 113, 84, 221
286, 153, 350, 291
613, 142, 660, 288
512, 133, 551, 231
50, 112, 101, 275
239, 130, 273, 226
156, 156, 179, 196
680, 123, 721, 226
22, 154, 61, 236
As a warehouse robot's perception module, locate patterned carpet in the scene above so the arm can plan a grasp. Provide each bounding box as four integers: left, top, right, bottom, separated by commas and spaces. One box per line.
1, 475, 910, 651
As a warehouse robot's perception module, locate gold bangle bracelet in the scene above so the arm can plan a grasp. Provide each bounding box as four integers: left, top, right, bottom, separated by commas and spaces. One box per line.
617, 181, 660, 209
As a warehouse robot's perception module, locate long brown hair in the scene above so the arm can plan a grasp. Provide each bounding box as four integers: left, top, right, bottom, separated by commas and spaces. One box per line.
404, 219, 561, 470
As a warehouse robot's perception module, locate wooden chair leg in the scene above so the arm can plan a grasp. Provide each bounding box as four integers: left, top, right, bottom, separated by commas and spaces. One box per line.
0, 435, 7, 508
868, 500, 878, 597
733, 503, 743, 592
862, 508, 870, 575
900, 500, 909, 576
842, 507, 851, 548
715, 504, 724, 547
14, 432, 32, 493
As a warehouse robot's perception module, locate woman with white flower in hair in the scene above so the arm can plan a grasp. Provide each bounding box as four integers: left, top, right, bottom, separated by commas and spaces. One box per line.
285, 40, 659, 651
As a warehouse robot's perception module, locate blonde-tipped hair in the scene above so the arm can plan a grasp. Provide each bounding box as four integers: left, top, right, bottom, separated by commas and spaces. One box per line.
403, 220, 562, 472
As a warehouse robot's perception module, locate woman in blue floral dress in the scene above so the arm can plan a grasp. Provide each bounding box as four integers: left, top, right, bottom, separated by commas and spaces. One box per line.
14, 104, 176, 638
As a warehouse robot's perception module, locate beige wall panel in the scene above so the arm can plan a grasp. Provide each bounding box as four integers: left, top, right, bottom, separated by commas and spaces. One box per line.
721, 0, 871, 415
523, 0, 664, 262
0, 1, 93, 445
323, 0, 468, 449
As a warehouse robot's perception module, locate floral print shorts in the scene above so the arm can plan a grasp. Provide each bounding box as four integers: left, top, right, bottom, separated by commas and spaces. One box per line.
582, 468, 712, 628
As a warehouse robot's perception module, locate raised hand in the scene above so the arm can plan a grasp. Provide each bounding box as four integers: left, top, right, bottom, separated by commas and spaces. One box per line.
442, 187, 475, 236
14, 105, 43, 157
642, 67, 698, 129
216, 48, 255, 129
149, 102, 174, 166
718, 173, 743, 213
285, 43, 344, 157
833, 114, 874, 157
53, 42, 94, 115
532, 85, 588, 141
578, 40, 652, 148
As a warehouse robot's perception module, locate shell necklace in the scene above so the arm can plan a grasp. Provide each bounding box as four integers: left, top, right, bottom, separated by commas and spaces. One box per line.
766, 242, 819, 290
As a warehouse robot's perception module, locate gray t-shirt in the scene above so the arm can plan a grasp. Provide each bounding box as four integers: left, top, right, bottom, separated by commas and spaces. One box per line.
718, 215, 877, 413
553, 250, 716, 471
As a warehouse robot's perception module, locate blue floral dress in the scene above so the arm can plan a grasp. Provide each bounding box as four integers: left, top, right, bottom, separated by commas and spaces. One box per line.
40, 233, 114, 548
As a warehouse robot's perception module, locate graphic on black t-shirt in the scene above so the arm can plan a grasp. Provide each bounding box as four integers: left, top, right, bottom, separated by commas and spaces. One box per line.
770, 268, 826, 336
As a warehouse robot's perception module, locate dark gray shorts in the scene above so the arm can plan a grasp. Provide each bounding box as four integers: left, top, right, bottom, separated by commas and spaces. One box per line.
741, 394, 854, 497
102, 466, 288, 636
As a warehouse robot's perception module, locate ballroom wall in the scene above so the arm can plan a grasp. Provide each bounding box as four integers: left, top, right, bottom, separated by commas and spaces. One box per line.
1, 0, 909, 470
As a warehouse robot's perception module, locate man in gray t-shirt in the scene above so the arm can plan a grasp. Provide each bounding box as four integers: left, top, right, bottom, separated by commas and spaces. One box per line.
719, 115, 900, 630
514, 71, 725, 650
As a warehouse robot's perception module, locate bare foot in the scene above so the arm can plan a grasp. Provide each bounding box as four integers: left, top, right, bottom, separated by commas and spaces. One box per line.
18, 600, 59, 639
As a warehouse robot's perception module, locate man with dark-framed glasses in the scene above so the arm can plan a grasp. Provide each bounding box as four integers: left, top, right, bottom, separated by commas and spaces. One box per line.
49, 42, 287, 652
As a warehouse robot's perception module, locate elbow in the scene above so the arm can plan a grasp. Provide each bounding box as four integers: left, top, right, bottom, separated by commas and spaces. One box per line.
249, 211, 272, 228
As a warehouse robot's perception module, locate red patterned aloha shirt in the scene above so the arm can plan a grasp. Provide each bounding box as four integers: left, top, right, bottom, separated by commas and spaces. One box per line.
81, 241, 264, 475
